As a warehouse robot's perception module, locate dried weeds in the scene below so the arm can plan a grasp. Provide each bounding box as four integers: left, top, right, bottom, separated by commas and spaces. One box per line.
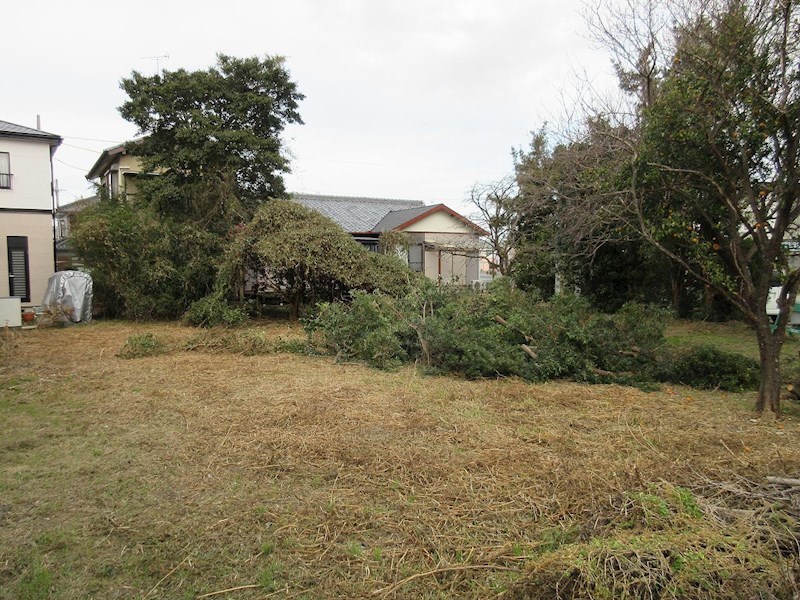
1, 321, 798, 599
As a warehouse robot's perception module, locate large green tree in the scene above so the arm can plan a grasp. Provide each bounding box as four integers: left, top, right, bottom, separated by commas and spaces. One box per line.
636, 0, 800, 415
119, 53, 304, 227
75, 55, 304, 318
518, 0, 800, 415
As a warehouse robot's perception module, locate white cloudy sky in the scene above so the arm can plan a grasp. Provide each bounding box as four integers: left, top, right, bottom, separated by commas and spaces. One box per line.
4, 0, 614, 213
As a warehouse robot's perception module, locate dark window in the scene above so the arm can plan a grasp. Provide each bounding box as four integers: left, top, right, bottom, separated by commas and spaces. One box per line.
7, 236, 30, 302
0, 152, 10, 189
408, 244, 424, 272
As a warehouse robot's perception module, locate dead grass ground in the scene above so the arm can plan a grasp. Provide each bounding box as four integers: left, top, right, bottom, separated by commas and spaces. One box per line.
1, 320, 799, 599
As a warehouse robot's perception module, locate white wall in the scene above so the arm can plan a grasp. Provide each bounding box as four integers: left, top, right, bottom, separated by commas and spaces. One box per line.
401, 211, 475, 234
0, 138, 54, 211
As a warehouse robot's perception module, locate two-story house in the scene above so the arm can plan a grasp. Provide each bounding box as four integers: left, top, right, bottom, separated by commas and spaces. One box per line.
86, 142, 142, 200
0, 119, 62, 307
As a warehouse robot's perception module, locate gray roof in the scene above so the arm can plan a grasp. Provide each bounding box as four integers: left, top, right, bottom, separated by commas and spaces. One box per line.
56, 196, 98, 215
291, 193, 424, 233
372, 205, 440, 232
0, 119, 62, 145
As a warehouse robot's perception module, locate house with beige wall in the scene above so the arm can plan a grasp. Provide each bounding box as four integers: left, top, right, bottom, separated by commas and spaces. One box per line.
86, 142, 143, 200
293, 194, 487, 285
0, 119, 62, 307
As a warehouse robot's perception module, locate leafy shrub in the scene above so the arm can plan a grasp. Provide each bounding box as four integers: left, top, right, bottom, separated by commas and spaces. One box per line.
184, 295, 247, 328
656, 344, 760, 391
307, 279, 674, 384
311, 292, 409, 369
72, 202, 219, 320
117, 333, 168, 359
215, 200, 415, 319
307, 279, 763, 391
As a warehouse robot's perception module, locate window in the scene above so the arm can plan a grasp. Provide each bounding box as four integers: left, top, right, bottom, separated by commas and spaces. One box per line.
408, 244, 424, 272
0, 152, 10, 189
7, 236, 30, 302
107, 170, 119, 196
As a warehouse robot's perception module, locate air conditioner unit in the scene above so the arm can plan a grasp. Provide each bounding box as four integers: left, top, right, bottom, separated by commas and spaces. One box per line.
471, 280, 489, 291
0, 297, 22, 327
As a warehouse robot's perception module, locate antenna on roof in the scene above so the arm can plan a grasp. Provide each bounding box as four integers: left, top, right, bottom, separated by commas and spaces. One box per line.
142, 54, 169, 76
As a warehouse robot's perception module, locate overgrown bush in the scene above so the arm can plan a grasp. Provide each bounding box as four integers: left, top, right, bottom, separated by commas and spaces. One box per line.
184, 295, 247, 328
307, 279, 760, 391
72, 202, 219, 320
311, 292, 411, 369
212, 200, 416, 319
308, 279, 672, 383
656, 344, 760, 391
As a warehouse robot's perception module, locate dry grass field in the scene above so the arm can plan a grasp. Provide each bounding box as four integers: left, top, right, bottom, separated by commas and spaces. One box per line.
1, 320, 799, 599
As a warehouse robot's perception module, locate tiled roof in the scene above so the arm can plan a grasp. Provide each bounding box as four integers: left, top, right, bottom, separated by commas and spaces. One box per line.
0, 119, 61, 144
291, 193, 424, 233
56, 196, 98, 215
372, 205, 440, 232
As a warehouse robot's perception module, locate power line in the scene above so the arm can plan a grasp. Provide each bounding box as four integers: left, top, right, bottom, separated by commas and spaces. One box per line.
54, 157, 90, 172
62, 135, 125, 144
62, 142, 104, 153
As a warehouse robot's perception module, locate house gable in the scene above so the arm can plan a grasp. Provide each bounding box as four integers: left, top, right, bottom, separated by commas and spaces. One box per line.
396, 209, 480, 235
373, 204, 488, 236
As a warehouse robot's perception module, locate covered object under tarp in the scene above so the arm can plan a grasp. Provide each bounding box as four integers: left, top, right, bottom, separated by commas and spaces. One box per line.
41, 271, 93, 323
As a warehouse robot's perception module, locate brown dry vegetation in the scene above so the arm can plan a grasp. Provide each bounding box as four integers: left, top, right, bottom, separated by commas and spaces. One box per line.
1, 321, 799, 599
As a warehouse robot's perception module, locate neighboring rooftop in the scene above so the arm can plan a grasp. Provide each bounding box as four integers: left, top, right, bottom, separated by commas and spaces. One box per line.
372, 205, 441, 232
373, 203, 489, 235
0, 119, 62, 146
292, 193, 424, 233
56, 196, 99, 214
86, 143, 128, 180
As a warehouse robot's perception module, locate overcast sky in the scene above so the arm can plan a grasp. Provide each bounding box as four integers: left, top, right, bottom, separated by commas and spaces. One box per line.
4, 0, 614, 213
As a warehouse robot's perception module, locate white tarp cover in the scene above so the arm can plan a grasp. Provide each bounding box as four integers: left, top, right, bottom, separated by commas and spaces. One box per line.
42, 271, 93, 323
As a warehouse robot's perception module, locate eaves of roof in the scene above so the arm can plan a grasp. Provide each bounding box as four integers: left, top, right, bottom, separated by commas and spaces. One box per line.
0, 119, 62, 147
86, 143, 128, 180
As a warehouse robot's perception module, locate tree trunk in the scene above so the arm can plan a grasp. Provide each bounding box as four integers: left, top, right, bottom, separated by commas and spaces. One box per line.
754, 318, 782, 415
669, 269, 683, 314
289, 287, 301, 321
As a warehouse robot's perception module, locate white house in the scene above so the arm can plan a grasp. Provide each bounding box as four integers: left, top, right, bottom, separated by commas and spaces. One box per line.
0, 119, 62, 306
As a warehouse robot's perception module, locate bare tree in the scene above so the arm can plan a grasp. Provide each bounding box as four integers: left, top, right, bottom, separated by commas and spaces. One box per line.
467, 176, 520, 276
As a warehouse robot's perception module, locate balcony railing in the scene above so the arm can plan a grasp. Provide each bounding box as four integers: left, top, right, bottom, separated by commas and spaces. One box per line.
0, 173, 12, 189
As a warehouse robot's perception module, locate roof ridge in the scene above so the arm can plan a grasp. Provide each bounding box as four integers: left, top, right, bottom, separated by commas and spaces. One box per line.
292, 192, 424, 205
0, 118, 61, 139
